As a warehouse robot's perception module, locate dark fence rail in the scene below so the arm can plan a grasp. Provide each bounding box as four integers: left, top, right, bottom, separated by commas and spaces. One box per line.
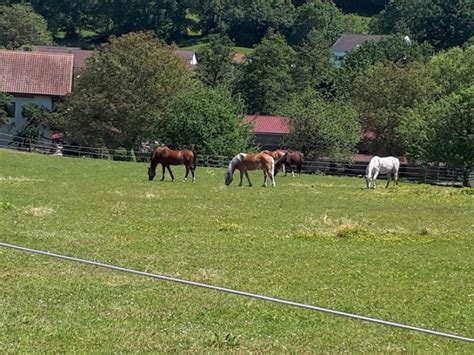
1, 132, 471, 186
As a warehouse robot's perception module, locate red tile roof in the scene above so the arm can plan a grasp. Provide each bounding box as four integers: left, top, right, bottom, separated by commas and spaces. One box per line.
33, 46, 95, 72
233, 52, 245, 64
244, 115, 290, 134
0, 50, 73, 96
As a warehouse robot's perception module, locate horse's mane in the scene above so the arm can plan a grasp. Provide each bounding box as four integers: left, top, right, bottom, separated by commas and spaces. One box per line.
227, 153, 245, 172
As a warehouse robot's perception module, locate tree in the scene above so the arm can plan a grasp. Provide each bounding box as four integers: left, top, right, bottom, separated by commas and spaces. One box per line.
279, 89, 361, 160
293, 30, 335, 97
289, 0, 346, 46
58, 32, 194, 150
371, 0, 474, 50
234, 31, 297, 115
350, 63, 438, 155
196, 35, 235, 88
424, 45, 474, 96
0, 4, 52, 49
224, 0, 296, 47
0, 92, 13, 126
158, 85, 252, 156
399, 86, 474, 187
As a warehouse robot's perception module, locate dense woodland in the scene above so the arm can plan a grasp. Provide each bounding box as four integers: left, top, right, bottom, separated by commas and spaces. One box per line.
0, 1, 473, 185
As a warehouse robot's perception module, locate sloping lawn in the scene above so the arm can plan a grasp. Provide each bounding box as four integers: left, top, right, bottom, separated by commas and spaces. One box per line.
0, 150, 472, 352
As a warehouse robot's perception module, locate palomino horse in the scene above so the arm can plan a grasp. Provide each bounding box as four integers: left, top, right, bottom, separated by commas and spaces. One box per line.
275, 151, 304, 177
148, 146, 197, 182
225, 152, 275, 187
365, 156, 400, 189
262, 149, 287, 174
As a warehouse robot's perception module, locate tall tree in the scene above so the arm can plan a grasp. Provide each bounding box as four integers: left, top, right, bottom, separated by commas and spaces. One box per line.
0, 4, 52, 49
159, 85, 252, 156
279, 88, 360, 160
371, 0, 474, 49
350, 62, 438, 155
234, 31, 297, 114
57, 32, 194, 150
334, 0, 389, 15
196, 35, 235, 88
289, 0, 346, 45
399, 86, 474, 186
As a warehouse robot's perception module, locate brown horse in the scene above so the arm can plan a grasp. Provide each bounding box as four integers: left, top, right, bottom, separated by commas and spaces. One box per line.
262, 149, 287, 174
148, 146, 196, 182
275, 151, 304, 177
225, 152, 275, 187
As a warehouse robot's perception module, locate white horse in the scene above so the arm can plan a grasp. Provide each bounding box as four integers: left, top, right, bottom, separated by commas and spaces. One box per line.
225, 152, 276, 187
365, 156, 400, 189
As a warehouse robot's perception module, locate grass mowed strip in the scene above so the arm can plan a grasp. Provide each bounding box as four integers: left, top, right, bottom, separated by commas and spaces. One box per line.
0, 150, 473, 352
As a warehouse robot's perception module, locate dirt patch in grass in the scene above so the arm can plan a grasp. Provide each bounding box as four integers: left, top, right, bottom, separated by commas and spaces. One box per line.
24, 206, 55, 217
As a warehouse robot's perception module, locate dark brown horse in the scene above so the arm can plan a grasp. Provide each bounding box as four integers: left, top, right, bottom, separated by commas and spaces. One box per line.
148, 146, 196, 182
275, 151, 304, 177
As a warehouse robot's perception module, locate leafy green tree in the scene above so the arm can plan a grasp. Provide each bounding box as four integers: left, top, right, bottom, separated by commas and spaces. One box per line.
158, 85, 252, 156
424, 45, 474, 96
289, 0, 346, 45
350, 62, 438, 155
234, 31, 297, 114
0, 4, 52, 49
224, 0, 296, 47
371, 0, 474, 49
196, 35, 235, 88
279, 89, 361, 160
293, 30, 335, 95
0, 92, 13, 125
399, 86, 474, 186
58, 32, 194, 150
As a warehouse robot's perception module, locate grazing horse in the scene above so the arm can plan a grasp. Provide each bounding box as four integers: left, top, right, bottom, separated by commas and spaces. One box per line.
262, 149, 287, 174
148, 146, 196, 182
225, 152, 275, 187
275, 151, 304, 177
365, 156, 400, 189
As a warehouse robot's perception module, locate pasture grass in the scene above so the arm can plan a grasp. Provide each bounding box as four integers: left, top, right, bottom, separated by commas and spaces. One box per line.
0, 150, 473, 352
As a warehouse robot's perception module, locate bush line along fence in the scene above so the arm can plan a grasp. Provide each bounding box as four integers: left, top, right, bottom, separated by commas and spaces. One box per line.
1, 132, 471, 186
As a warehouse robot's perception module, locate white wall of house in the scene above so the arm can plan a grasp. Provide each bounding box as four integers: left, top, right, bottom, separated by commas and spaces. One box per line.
330, 50, 346, 68
0, 95, 52, 146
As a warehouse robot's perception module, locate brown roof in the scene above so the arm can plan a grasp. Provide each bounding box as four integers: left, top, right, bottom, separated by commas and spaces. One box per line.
174, 50, 197, 69
331, 34, 391, 52
0, 50, 73, 96
33, 46, 95, 72
233, 52, 245, 64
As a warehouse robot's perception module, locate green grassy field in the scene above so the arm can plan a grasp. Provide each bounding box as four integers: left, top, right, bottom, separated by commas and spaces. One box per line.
0, 150, 473, 352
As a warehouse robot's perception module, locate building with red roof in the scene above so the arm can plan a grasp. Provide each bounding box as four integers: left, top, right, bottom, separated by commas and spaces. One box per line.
0, 50, 73, 146
244, 115, 290, 150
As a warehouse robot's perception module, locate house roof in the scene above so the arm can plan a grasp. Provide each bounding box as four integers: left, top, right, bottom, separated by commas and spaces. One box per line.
244, 115, 290, 134
33, 46, 95, 72
330, 34, 391, 52
0, 50, 73, 96
233, 52, 245, 64
174, 50, 197, 69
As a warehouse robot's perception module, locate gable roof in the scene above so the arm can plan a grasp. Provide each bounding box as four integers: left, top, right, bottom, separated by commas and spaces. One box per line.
244, 115, 290, 134
174, 50, 197, 69
331, 34, 391, 52
33, 46, 95, 72
0, 50, 73, 96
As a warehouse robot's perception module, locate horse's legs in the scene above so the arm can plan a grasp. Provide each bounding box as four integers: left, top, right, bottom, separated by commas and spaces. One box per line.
245, 171, 252, 187
160, 164, 166, 181
262, 171, 267, 187
372, 170, 379, 189
239, 170, 244, 186
190, 165, 196, 183
167, 166, 175, 181
183, 165, 190, 182
386, 173, 391, 188
269, 168, 276, 188
394, 169, 399, 185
